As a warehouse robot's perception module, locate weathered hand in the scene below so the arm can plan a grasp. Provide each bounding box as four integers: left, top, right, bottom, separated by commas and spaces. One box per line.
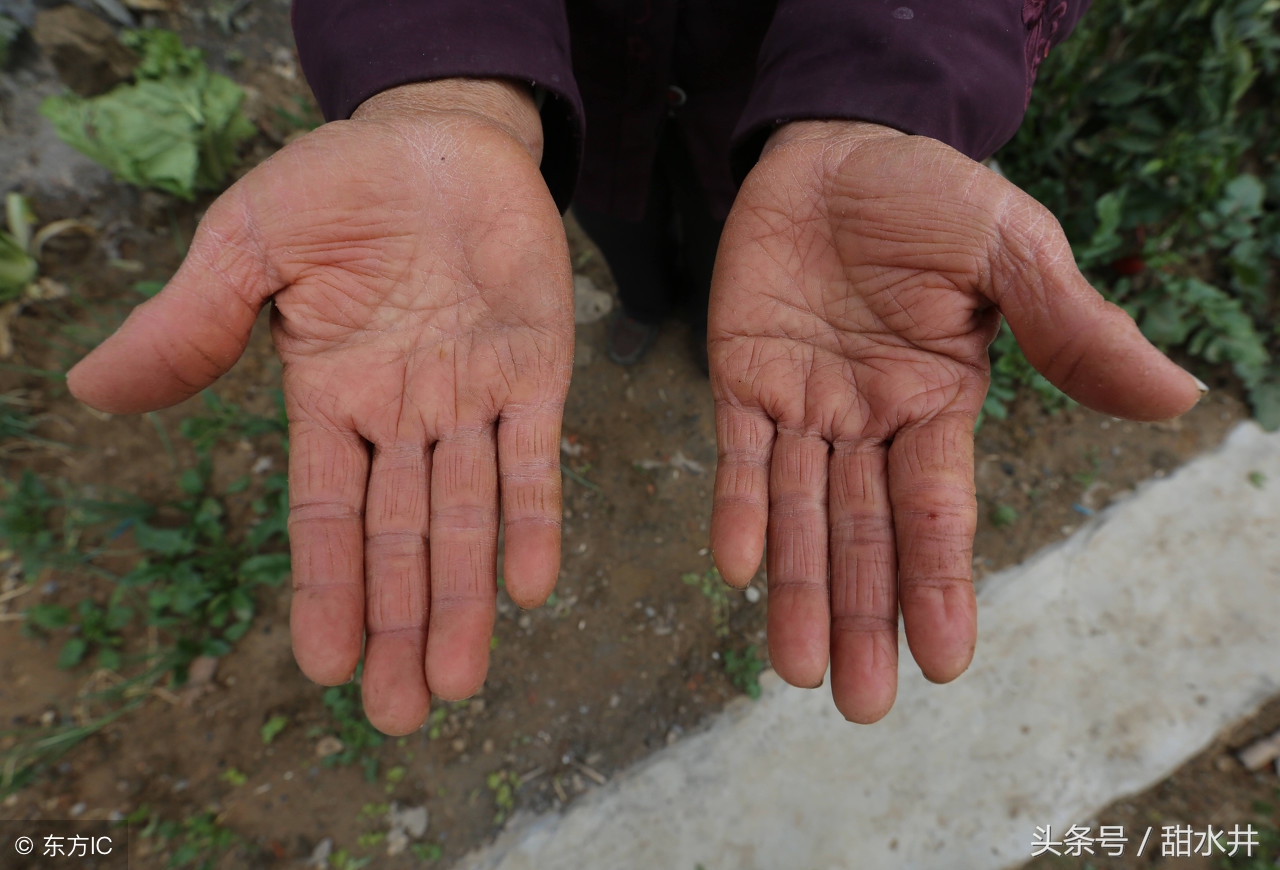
67, 80, 573, 735
709, 121, 1201, 723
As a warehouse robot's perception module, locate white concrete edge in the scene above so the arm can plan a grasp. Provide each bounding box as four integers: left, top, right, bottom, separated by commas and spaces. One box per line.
455, 421, 1280, 870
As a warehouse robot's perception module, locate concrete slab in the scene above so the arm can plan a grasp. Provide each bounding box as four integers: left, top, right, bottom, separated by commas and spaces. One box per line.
459, 422, 1280, 870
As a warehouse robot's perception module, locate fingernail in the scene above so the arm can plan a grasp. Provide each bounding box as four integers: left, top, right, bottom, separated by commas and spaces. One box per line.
1193, 376, 1209, 396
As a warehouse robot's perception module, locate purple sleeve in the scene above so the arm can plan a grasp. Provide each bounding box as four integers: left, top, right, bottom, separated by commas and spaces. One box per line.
291, 0, 584, 212
732, 0, 1089, 177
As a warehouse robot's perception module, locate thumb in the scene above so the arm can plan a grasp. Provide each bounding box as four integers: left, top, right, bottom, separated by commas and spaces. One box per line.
67, 189, 279, 415
987, 194, 1203, 421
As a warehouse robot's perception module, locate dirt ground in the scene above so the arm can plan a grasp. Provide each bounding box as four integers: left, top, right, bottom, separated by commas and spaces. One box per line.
1, 3, 1277, 868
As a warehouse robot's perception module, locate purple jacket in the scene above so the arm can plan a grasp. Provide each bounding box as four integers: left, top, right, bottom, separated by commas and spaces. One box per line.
292, 1, 1087, 220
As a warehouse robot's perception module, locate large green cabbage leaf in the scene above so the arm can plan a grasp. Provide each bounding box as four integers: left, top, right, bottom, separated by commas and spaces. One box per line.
39, 30, 254, 200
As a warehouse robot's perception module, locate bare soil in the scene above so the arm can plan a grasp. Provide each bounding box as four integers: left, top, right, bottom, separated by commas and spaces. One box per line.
1, 3, 1275, 868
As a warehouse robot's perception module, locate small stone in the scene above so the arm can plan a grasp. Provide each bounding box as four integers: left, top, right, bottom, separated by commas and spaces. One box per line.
450, 737, 467, 753
573, 275, 613, 325
388, 803, 429, 839
469, 699, 486, 715
744, 586, 761, 604
314, 736, 344, 759
69, 802, 86, 816
482, 739, 495, 754
385, 827, 410, 857
307, 838, 333, 869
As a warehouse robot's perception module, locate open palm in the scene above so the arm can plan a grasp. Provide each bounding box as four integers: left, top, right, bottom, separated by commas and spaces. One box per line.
709, 121, 1201, 723
68, 83, 573, 735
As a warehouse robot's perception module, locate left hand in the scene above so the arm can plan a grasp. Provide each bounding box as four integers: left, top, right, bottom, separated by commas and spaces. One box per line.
708, 121, 1202, 723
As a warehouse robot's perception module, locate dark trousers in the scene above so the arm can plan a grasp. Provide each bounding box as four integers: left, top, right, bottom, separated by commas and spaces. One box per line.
573, 125, 726, 332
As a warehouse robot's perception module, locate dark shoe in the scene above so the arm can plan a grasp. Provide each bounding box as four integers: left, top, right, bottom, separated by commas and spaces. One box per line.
607, 309, 660, 366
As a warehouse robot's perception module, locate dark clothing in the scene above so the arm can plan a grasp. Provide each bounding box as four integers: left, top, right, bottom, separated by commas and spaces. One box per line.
573, 123, 723, 328
292, 0, 1089, 220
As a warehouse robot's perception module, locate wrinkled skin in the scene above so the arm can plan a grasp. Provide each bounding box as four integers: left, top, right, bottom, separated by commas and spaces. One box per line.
708, 121, 1201, 723
68, 80, 1200, 736
67, 82, 573, 735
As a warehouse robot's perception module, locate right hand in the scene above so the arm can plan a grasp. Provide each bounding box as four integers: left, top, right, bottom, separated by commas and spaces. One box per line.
66, 80, 575, 735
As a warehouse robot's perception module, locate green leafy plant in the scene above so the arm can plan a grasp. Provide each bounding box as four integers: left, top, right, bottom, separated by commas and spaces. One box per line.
1, 390, 289, 794
994, 0, 1280, 425
135, 807, 246, 870
486, 769, 520, 825
40, 29, 255, 200
1, 686, 146, 797
978, 323, 1074, 428
328, 849, 372, 870
682, 567, 731, 639
260, 714, 288, 745
411, 842, 444, 862
723, 645, 766, 700
989, 503, 1020, 529
318, 664, 385, 775
0, 193, 92, 354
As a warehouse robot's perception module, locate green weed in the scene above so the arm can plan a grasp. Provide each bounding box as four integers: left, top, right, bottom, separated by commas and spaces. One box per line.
260, 714, 288, 745
0, 391, 66, 455
486, 769, 520, 825
682, 567, 731, 639
990, 503, 1020, 528
272, 94, 323, 134
318, 664, 385, 776
411, 842, 444, 862
0, 389, 289, 793
723, 645, 766, 700
328, 849, 372, 870
132, 807, 247, 870
383, 764, 406, 795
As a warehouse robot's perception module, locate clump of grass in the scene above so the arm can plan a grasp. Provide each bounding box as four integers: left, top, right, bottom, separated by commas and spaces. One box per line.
130, 806, 250, 870
682, 567, 731, 639
723, 645, 766, 700
0, 389, 289, 795
486, 769, 520, 825
315, 664, 385, 779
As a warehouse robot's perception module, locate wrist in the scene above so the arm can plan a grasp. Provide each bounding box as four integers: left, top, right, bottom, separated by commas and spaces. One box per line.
761, 119, 904, 159
352, 78, 544, 164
